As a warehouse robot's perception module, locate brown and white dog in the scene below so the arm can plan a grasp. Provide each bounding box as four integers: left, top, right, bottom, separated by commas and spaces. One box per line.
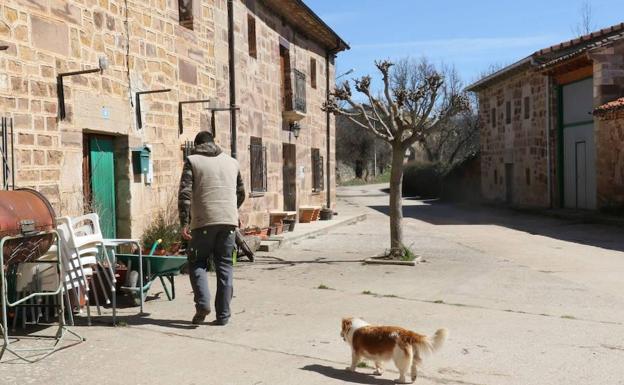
340, 317, 448, 383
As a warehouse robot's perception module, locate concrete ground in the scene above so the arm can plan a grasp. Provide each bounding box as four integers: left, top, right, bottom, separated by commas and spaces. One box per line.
2, 183, 624, 385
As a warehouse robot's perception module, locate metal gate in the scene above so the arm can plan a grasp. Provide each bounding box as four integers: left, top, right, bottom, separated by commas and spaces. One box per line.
0, 117, 15, 190
561, 78, 596, 209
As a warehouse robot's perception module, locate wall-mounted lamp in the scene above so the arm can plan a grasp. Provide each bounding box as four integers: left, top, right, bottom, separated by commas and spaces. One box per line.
57, 56, 108, 120
290, 121, 301, 138
178, 99, 211, 135
336, 68, 354, 80
135, 89, 172, 129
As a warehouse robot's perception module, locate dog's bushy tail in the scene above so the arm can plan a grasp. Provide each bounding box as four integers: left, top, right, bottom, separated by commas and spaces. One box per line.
413, 328, 448, 355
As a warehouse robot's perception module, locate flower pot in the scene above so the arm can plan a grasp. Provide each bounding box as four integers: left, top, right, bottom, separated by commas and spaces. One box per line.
258, 228, 269, 239
299, 208, 315, 223
283, 218, 296, 232
169, 242, 182, 254
320, 208, 333, 220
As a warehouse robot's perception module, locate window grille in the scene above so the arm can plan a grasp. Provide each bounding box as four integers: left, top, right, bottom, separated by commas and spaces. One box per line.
250, 137, 267, 193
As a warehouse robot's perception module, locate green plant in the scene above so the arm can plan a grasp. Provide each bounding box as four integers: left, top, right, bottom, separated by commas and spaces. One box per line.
317, 284, 332, 290
141, 212, 181, 254
339, 171, 392, 186
356, 362, 369, 368
402, 161, 442, 198
400, 245, 418, 261
362, 290, 375, 295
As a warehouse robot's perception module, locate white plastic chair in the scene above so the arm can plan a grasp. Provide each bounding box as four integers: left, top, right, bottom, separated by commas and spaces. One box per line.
55, 216, 116, 325
67, 213, 144, 323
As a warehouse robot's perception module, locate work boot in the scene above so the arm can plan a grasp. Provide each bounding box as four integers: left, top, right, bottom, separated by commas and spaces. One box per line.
192, 309, 211, 325
210, 318, 229, 326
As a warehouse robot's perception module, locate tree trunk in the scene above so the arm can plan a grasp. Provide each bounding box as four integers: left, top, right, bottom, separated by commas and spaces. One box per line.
388, 143, 405, 256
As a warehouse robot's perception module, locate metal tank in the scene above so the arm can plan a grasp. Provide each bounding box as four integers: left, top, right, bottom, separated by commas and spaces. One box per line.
0, 189, 57, 266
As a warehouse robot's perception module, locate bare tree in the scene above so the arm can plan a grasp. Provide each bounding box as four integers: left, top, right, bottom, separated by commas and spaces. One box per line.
573, 1, 595, 36
336, 113, 391, 180
324, 59, 469, 257
397, 60, 479, 171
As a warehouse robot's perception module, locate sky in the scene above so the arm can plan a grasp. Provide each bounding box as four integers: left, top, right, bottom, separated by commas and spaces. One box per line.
305, 0, 624, 90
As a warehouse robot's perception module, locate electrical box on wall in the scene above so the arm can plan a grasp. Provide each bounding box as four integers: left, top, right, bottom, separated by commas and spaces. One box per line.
132, 146, 151, 175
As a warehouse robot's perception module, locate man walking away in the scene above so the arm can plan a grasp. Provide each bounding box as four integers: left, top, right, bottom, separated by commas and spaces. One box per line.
178, 131, 245, 325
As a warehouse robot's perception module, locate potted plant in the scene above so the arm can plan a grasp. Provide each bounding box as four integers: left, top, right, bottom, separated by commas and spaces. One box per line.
141, 212, 181, 255
320, 206, 333, 220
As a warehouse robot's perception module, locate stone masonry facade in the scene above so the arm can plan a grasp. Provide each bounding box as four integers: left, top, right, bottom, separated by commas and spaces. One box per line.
0, 0, 343, 237
472, 29, 624, 211
476, 69, 552, 207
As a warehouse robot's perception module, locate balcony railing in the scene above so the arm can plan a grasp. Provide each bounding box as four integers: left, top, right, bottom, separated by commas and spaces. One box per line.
283, 69, 307, 123
293, 69, 306, 114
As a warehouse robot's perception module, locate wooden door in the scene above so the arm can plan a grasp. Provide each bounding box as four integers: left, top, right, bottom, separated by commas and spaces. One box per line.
88, 135, 117, 238
282, 143, 297, 211
561, 78, 596, 209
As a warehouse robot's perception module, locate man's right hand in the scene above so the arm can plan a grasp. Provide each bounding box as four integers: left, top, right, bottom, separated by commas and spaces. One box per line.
181, 225, 192, 240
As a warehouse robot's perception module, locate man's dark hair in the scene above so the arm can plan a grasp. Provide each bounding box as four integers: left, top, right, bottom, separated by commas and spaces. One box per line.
194, 131, 214, 146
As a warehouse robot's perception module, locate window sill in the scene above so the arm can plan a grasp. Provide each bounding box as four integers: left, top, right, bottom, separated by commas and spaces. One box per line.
249, 191, 266, 198
311, 191, 323, 195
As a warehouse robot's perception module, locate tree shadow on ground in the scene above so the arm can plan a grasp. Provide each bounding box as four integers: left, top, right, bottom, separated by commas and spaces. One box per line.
369, 200, 624, 253
89, 313, 199, 330
300, 364, 396, 384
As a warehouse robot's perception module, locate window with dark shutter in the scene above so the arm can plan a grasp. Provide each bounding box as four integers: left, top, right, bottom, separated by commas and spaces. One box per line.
312, 148, 324, 192
248, 15, 257, 59
294, 69, 307, 113
178, 0, 193, 30
250, 137, 267, 193
491, 108, 496, 128
505, 101, 511, 124
310, 58, 317, 89
524, 96, 530, 120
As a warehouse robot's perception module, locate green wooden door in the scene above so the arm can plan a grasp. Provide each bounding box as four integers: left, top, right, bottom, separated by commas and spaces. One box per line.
89, 136, 116, 238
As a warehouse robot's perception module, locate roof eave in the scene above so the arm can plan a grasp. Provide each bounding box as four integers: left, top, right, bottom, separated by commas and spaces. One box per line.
465, 56, 534, 93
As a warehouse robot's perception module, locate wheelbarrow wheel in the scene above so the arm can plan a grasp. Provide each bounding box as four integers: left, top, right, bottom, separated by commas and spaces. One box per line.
127, 270, 141, 306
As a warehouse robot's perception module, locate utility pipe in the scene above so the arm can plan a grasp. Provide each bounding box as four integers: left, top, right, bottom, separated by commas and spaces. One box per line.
545, 75, 552, 208
227, 0, 237, 159
325, 51, 331, 209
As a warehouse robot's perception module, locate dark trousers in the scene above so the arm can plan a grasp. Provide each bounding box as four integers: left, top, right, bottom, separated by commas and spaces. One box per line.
188, 225, 235, 321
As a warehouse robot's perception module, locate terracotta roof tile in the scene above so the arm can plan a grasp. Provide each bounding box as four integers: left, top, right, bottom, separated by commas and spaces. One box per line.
594, 97, 624, 115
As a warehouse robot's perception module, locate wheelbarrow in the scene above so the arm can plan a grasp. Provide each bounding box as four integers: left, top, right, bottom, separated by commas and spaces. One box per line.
115, 240, 186, 305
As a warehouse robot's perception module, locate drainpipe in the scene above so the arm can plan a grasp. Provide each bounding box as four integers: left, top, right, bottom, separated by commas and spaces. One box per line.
227, 0, 237, 159
545, 75, 552, 208
325, 50, 332, 209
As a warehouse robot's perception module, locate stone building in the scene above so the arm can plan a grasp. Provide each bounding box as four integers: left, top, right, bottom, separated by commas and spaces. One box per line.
467, 22, 624, 211
0, 0, 348, 238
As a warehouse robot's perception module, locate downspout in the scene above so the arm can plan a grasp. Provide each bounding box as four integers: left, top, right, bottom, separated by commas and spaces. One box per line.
227, 0, 237, 158
325, 50, 332, 209
545, 75, 552, 208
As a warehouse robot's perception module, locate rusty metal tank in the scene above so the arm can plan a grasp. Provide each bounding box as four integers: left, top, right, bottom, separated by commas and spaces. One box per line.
0, 189, 57, 265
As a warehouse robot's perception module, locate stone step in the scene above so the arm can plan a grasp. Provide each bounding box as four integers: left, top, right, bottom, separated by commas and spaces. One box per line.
258, 240, 281, 252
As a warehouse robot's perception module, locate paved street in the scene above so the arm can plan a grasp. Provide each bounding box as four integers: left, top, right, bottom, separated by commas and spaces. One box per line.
2, 184, 624, 385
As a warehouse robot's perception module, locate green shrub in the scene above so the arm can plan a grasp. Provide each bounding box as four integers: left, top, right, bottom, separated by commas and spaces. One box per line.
402, 161, 442, 198
141, 212, 181, 254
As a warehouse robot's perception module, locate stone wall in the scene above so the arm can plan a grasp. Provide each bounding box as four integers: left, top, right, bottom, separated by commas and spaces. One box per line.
592, 40, 624, 107
595, 111, 624, 209
224, 0, 336, 226
476, 69, 552, 207
0, 0, 338, 237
